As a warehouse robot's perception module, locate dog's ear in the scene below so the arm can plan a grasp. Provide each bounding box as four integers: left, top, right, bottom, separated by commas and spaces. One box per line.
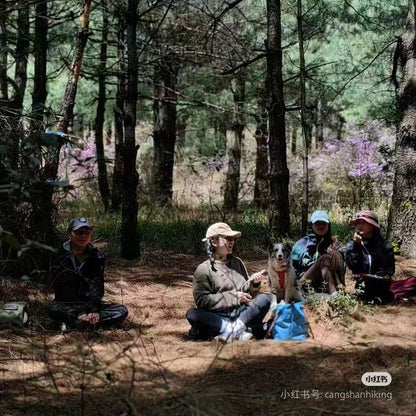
268, 242, 275, 253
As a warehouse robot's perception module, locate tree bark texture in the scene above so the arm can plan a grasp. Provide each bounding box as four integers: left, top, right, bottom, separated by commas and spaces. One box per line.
388, 4, 416, 258
31, 0, 48, 127
266, 0, 290, 239
120, 0, 140, 259
94, 1, 110, 212
223, 71, 245, 212
297, 0, 312, 235
0, 1, 7, 101
39, 0, 92, 244
152, 55, 179, 206
5, 6, 30, 170
57, 0, 92, 134
111, 15, 126, 212
254, 90, 270, 209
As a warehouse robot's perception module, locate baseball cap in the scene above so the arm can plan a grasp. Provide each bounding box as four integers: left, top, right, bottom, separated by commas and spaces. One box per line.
68, 217, 93, 231
350, 210, 380, 229
202, 222, 241, 242
310, 210, 330, 224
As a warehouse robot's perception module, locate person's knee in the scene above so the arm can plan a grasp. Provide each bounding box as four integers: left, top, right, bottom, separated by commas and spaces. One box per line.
185, 308, 198, 324
255, 294, 271, 310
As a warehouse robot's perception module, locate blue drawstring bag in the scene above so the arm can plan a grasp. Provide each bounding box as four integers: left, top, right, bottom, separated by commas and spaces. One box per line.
271, 301, 308, 341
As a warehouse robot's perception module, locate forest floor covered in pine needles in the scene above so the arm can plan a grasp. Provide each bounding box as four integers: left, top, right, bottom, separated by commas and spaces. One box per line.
1, 252, 416, 416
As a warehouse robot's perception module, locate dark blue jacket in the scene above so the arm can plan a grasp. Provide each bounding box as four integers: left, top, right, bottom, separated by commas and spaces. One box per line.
291, 229, 331, 279
50, 241, 105, 312
346, 232, 395, 278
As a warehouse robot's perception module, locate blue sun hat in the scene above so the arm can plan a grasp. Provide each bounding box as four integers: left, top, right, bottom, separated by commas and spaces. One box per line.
310, 210, 330, 224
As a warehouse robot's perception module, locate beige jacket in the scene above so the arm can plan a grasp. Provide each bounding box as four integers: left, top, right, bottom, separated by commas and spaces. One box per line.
193, 256, 260, 311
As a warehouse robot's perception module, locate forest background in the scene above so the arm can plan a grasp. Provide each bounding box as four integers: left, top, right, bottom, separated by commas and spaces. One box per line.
2, 0, 416, 267
3, 2, 416, 415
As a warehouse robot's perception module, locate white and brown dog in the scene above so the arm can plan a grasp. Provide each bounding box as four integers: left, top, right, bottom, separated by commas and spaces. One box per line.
267, 243, 304, 307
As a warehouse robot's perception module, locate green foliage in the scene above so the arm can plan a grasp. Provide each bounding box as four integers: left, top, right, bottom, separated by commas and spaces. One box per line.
59, 200, 355, 257
305, 283, 369, 326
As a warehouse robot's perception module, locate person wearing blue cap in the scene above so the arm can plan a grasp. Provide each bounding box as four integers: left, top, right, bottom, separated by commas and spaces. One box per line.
48, 217, 128, 330
291, 210, 345, 297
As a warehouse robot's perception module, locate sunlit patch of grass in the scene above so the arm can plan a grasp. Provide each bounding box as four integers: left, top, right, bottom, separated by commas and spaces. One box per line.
59, 200, 353, 256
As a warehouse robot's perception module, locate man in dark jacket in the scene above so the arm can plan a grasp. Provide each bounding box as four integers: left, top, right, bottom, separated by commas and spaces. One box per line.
49, 217, 128, 329
346, 210, 395, 304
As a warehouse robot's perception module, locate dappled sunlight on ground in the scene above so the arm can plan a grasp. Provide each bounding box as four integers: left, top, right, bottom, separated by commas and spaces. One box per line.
1, 253, 416, 415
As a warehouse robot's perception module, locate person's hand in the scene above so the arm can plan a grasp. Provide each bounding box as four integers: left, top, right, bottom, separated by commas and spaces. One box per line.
353, 232, 363, 244
250, 269, 268, 284
78, 312, 100, 324
327, 243, 337, 253
236, 291, 252, 304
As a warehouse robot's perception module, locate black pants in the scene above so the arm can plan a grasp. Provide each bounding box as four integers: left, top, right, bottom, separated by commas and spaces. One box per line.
355, 277, 393, 304
49, 302, 128, 329
186, 293, 271, 339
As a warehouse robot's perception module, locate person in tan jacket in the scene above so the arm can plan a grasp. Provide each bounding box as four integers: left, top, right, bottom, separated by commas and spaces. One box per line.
185, 222, 270, 342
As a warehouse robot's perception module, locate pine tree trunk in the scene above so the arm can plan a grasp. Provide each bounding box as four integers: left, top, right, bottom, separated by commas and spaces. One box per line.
41, 0, 92, 244
152, 55, 179, 206
94, 1, 110, 212
7, 6, 29, 170
31, 0, 48, 127
388, 4, 416, 257
223, 71, 245, 212
266, 0, 290, 239
297, 0, 312, 235
315, 98, 324, 149
253, 90, 269, 209
120, 0, 140, 259
111, 15, 125, 212
0, 1, 7, 101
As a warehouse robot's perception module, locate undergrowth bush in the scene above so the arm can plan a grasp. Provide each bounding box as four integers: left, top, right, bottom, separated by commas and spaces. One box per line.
305, 283, 370, 326
58, 200, 354, 256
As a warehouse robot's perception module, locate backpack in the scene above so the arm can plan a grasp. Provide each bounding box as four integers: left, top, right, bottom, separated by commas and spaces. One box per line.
390, 277, 416, 303
270, 301, 308, 341
0, 301, 29, 327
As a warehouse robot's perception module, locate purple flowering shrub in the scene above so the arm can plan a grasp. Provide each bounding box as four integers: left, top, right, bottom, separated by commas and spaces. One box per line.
291, 120, 395, 212
58, 135, 115, 198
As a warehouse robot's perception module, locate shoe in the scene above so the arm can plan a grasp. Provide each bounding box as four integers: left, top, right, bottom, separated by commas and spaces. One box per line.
184, 327, 200, 341
368, 297, 382, 305
215, 320, 253, 343
329, 291, 339, 299
236, 330, 254, 341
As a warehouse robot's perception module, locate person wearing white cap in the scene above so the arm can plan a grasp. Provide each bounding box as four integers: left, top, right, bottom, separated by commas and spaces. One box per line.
346, 210, 395, 304
185, 222, 270, 342
48, 217, 128, 330
291, 210, 345, 297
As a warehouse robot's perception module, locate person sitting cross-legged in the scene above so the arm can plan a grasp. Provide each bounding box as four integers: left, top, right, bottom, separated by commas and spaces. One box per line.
185, 222, 271, 342
48, 217, 128, 330
346, 210, 395, 305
